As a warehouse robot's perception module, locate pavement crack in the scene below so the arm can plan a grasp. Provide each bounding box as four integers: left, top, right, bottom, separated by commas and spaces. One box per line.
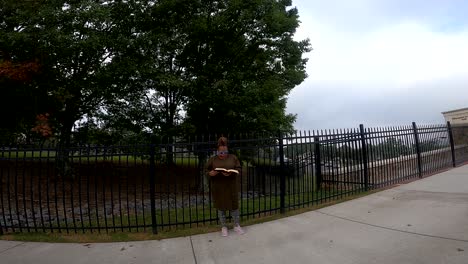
316, 211, 468, 243
189, 236, 198, 264
0, 242, 27, 255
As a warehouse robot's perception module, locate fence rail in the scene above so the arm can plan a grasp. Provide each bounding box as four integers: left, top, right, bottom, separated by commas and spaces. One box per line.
1, 122, 467, 234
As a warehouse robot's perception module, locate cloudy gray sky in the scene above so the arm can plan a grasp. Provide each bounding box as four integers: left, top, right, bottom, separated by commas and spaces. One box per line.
287, 0, 468, 130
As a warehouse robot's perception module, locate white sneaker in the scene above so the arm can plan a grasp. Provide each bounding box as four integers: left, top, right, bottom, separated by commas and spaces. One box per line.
221, 227, 228, 237
233, 225, 245, 235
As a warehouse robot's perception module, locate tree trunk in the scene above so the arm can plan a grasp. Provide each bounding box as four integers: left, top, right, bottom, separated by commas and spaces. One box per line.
197, 151, 209, 194
56, 118, 74, 179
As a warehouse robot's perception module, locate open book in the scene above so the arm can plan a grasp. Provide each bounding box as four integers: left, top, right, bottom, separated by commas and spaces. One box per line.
214, 168, 239, 174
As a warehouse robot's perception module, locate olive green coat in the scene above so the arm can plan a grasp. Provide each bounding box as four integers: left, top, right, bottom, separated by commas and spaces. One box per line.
205, 154, 241, 210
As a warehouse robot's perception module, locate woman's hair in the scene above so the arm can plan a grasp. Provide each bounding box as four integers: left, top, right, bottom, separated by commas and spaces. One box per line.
217, 136, 228, 147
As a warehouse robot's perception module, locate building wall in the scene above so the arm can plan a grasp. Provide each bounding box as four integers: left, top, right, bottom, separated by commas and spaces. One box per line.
452, 125, 468, 145
442, 107, 468, 125
452, 125, 468, 164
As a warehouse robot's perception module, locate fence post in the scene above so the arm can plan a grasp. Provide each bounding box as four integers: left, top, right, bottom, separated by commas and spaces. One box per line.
313, 136, 322, 191
278, 131, 286, 214
149, 144, 158, 234
447, 121, 456, 167
412, 122, 422, 178
359, 124, 369, 191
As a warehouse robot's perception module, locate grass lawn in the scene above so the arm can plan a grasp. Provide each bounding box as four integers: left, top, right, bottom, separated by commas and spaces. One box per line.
0, 150, 200, 166
0, 187, 375, 243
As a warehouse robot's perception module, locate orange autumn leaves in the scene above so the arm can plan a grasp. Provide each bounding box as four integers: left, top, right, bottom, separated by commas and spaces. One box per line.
1, 60, 52, 138
31, 113, 53, 138
0, 60, 40, 82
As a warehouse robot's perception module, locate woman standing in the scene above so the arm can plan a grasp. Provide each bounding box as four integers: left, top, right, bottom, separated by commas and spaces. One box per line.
205, 136, 245, 237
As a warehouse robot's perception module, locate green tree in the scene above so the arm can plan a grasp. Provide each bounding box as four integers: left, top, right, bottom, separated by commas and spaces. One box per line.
0, 0, 51, 145
418, 138, 446, 153
369, 137, 411, 161
100, 0, 195, 137
2, 0, 311, 146
0, 0, 152, 176
166, 0, 312, 191
183, 0, 310, 136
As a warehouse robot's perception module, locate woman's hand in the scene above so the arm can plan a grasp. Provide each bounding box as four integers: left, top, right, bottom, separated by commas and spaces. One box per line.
208, 170, 218, 177
221, 171, 230, 177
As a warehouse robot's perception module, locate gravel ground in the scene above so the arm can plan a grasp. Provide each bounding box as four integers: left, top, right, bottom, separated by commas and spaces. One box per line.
0, 191, 266, 230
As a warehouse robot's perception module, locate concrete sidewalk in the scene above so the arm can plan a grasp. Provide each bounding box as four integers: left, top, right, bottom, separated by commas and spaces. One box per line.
2, 165, 468, 264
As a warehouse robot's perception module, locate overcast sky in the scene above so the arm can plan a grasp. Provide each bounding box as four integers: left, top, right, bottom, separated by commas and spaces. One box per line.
287, 0, 468, 130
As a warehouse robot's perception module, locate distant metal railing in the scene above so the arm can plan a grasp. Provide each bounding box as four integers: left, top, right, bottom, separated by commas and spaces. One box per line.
0, 122, 467, 234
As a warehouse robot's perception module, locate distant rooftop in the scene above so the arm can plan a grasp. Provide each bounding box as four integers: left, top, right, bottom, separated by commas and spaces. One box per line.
441, 107, 468, 114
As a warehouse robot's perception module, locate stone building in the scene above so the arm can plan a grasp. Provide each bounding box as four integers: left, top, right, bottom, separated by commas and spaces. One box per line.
442, 107, 468, 125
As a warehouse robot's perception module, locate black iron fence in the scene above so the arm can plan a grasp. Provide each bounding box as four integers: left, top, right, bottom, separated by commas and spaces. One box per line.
1, 122, 467, 234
